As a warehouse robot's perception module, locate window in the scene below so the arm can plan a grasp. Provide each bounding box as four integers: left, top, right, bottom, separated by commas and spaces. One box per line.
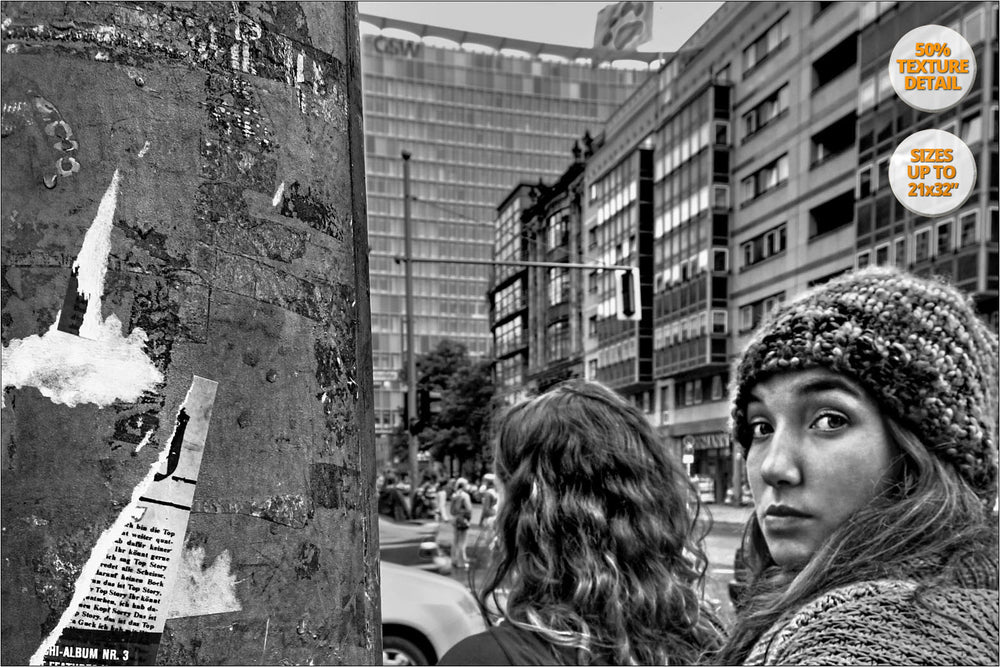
812, 33, 858, 90
857, 249, 871, 268
991, 207, 998, 242
893, 237, 906, 268
711, 375, 724, 400
959, 211, 978, 247
712, 309, 728, 334
714, 120, 730, 145
811, 113, 857, 165
713, 184, 730, 209
809, 190, 854, 238
743, 15, 789, 73
738, 292, 785, 333
858, 75, 876, 113
875, 243, 890, 265
743, 85, 790, 138
741, 154, 789, 203
858, 164, 873, 198
877, 157, 890, 191
712, 248, 729, 272
914, 227, 931, 261
741, 223, 787, 268
961, 113, 982, 145
763, 295, 781, 316
963, 7, 986, 44
936, 219, 953, 255
547, 267, 570, 305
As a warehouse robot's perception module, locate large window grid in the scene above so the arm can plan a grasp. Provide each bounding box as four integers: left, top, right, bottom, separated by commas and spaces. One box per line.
493, 281, 525, 321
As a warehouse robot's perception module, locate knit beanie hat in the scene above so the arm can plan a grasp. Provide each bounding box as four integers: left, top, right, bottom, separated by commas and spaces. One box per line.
731, 266, 999, 504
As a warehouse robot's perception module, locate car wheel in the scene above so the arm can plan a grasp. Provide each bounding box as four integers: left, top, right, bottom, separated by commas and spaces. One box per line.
383, 635, 429, 666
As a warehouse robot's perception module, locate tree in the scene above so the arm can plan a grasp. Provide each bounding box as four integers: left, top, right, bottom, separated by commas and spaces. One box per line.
396, 340, 500, 476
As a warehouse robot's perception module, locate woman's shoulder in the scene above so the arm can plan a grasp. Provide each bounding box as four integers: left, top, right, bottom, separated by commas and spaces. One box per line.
748, 579, 999, 665
438, 623, 566, 666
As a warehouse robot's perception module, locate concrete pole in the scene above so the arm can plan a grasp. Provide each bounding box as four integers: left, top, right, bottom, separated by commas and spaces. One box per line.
402, 151, 419, 510
1, 3, 378, 665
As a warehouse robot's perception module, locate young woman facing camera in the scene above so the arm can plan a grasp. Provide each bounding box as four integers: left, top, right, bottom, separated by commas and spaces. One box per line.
439, 379, 723, 665
717, 267, 999, 665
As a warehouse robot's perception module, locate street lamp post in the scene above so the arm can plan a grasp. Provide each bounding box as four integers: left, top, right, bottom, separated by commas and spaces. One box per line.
402, 151, 419, 511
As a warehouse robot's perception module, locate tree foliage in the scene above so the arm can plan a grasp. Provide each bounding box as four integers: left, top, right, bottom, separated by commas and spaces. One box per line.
395, 339, 500, 473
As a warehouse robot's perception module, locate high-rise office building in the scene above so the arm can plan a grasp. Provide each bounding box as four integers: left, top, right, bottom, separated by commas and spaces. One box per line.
358, 14, 654, 456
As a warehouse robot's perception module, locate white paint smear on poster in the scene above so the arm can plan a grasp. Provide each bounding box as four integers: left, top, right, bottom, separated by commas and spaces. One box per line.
31, 376, 220, 666
2, 169, 163, 407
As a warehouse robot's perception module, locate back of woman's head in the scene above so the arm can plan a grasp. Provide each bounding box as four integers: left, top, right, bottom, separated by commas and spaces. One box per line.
483, 379, 721, 664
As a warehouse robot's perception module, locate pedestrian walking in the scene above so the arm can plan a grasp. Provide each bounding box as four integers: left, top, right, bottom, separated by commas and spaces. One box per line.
715, 266, 999, 665
435, 478, 451, 523
440, 379, 723, 665
450, 477, 473, 570
479, 473, 499, 527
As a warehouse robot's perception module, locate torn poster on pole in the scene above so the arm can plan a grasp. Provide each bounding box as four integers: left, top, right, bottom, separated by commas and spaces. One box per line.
33, 376, 219, 666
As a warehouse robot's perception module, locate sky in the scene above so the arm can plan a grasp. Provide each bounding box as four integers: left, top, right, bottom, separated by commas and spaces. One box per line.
357, 2, 725, 54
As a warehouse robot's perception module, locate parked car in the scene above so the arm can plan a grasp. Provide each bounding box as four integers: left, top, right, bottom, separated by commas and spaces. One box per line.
380, 561, 488, 665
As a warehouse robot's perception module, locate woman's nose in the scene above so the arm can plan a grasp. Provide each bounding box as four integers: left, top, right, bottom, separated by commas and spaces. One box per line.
759, 425, 801, 487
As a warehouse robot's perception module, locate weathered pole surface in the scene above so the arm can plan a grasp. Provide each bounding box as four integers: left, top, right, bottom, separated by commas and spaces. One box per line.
1, 2, 378, 665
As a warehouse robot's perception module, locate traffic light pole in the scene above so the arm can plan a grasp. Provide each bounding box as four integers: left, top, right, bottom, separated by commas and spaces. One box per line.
402, 151, 419, 511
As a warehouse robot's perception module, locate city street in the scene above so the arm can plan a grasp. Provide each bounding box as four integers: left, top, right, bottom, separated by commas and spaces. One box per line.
430, 502, 750, 624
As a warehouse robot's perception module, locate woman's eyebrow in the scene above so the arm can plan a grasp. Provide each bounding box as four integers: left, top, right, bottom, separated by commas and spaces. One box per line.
796, 377, 863, 398
747, 377, 863, 406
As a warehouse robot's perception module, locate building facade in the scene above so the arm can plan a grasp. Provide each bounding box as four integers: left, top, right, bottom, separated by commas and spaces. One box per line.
359, 15, 654, 456
504, 0, 998, 504
854, 1, 998, 325
488, 140, 593, 404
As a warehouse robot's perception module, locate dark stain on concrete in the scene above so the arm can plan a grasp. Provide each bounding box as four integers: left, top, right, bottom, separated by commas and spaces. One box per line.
294, 541, 320, 579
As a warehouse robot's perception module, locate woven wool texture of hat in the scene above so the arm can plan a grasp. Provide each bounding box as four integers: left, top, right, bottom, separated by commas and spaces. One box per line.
731, 266, 1000, 503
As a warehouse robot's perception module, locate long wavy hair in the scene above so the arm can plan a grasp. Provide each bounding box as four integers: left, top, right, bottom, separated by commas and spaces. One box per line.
714, 417, 999, 664
479, 379, 723, 665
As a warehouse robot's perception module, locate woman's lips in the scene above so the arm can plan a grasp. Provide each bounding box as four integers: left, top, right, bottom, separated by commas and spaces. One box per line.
764, 504, 811, 518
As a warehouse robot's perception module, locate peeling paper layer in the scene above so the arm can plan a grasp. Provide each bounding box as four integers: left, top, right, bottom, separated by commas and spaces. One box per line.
2, 169, 163, 407
166, 547, 241, 619
32, 376, 220, 666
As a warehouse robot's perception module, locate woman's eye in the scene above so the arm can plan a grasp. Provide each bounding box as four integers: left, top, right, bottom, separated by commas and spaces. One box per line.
749, 421, 773, 439
812, 412, 849, 431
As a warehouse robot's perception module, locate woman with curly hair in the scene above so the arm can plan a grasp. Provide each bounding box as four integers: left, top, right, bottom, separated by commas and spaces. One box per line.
716, 267, 999, 664
439, 379, 723, 665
